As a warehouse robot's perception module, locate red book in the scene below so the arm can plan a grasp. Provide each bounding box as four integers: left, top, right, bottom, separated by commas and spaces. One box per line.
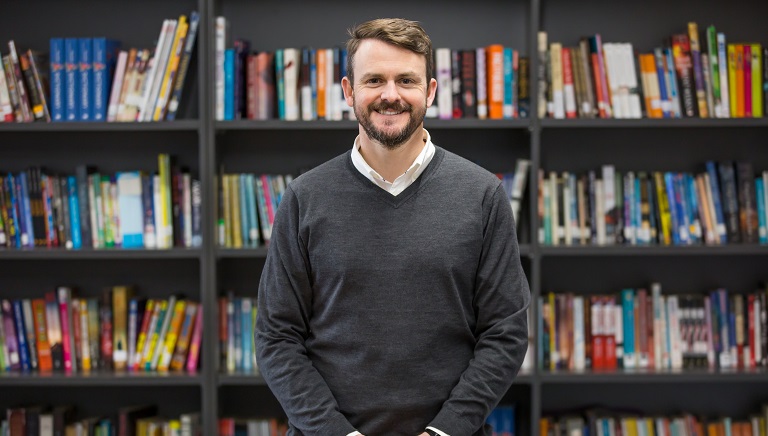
31, 298, 53, 372
748, 294, 756, 368
186, 305, 203, 372
590, 296, 605, 369
603, 296, 617, 370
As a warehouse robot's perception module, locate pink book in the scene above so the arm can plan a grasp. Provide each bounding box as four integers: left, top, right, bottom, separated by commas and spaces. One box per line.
186, 305, 203, 372
744, 44, 752, 117
57, 287, 74, 373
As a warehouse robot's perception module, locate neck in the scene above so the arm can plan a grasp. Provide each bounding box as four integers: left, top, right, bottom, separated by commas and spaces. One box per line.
358, 126, 427, 182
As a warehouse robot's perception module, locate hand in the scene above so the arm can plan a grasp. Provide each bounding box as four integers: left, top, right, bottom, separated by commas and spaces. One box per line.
417, 433, 429, 436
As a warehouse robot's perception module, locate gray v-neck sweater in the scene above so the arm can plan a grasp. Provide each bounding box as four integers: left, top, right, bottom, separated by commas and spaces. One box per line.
255, 146, 530, 436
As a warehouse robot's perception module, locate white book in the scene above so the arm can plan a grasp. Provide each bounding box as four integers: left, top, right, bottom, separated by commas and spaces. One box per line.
283, 48, 300, 121
613, 301, 624, 365
573, 296, 585, 371
40, 414, 54, 436
436, 48, 452, 119
140, 19, 178, 121
603, 43, 623, 118
602, 165, 616, 244
668, 296, 683, 370
476, 47, 488, 119
623, 43, 643, 118
595, 180, 606, 245
215, 16, 227, 121
138, 20, 173, 122
21, 299, 38, 370
717, 33, 731, 118
107, 50, 129, 122
510, 159, 531, 225
0, 63, 13, 121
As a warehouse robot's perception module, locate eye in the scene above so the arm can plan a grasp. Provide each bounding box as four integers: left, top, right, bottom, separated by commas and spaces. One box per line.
400, 78, 415, 85
366, 78, 382, 84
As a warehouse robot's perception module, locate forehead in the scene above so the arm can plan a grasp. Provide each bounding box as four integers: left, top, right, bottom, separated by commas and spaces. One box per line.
353, 39, 427, 77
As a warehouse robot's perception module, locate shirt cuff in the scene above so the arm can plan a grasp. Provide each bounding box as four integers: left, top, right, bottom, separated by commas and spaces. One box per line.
346, 432, 362, 436
427, 427, 450, 436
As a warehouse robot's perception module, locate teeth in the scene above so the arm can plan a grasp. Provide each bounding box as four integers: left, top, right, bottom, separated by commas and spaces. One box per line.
380, 110, 402, 115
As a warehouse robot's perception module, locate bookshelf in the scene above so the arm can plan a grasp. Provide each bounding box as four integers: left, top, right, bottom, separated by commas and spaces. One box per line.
1, 0, 768, 434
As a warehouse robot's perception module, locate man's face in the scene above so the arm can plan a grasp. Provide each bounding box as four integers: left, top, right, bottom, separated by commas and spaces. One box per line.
342, 39, 436, 150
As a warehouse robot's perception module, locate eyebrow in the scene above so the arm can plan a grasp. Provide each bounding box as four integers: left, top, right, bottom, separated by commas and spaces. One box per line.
358, 72, 422, 82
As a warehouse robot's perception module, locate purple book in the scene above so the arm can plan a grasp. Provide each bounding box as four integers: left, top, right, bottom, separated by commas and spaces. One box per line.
1, 300, 21, 371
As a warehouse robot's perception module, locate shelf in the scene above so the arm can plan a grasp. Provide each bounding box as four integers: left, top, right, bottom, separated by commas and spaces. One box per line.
540, 118, 768, 129
0, 371, 203, 386
216, 118, 530, 131
218, 372, 268, 386
0, 120, 200, 132
216, 247, 269, 259
217, 245, 533, 259
539, 367, 768, 383
0, 248, 203, 260
539, 244, 768, 256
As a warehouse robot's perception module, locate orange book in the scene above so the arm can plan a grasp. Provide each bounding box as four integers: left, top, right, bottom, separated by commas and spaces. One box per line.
170, 302, 198, 372
591, 53, 607, 118
486, 44, 505, 119
31, 299, 53, 372
734, 44, 745, 118
316, 48, 326, 119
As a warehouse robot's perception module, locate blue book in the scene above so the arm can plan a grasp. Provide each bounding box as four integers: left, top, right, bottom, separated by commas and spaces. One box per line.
241, 297, 253, 372
498, 405, 515, 435
67, 176, 82, 249
275, 49, 285, 119
674, 174, 691, 245
705, 161, 727, 244
664, 48, 681, 118
92, 38, 121, 121
224, 49, 235, 121
633, 175, 642, 244
232, 297, 242, 370
5, 175, 21, 248
12, 175, 28, 248
141, 174, 155, 249
503, 47, 514, 119
663, 173, 680, 245
64, 38, 80, 121
485, 409, 499, 433
756, 180, 767, 244
621, 288, 635, 368
19, 172, 35, 248
50, 38, 65, 122
684, 174, 700, 244
12, 300, 31, 371
117, 172, 144, 248
654, 48, 671, 118
78, 38, 93, 121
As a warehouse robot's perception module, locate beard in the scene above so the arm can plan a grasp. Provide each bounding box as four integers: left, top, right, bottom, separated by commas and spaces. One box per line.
354, 98, 427, 150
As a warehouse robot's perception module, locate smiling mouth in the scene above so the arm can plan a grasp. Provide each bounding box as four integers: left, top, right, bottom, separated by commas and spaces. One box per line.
377, 110, 405, 115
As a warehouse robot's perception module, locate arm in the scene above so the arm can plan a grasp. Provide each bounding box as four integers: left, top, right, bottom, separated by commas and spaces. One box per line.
255, 185, 357, 435
428, 184, 531, 434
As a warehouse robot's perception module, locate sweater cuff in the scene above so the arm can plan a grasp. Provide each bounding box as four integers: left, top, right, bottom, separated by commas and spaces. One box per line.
429, 407, 476, 436
316, 413, 356, 436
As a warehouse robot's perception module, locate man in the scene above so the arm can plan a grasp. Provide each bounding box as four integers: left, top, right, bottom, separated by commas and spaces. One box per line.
255, 18, 530, 436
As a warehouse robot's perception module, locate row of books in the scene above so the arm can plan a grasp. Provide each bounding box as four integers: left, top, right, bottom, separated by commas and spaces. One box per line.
218, 293, 257, 374
541, 406, 768, 436
1, 405, 200, 436
0, 154, 202, 250
217, 173, 291, 249
0, 287, 201, 374
486, 405, 516, 436
539, 283, 768, 371
537, 161, 766, 246
539, 23, 767, 119
218, 418, 286, 436
0, 41, 49, 123
213, 18, 529, 122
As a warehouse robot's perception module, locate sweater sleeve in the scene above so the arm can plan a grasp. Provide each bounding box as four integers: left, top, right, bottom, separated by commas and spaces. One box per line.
428, 183, 531, 435
255, 185, 357, 435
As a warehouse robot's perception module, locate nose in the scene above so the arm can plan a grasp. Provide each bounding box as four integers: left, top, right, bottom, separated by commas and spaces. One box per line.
380, 80, 401, 102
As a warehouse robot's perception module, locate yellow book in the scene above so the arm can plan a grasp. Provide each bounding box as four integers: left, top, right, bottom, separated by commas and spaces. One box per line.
157, 153, 172, 248
158, 300, 186, 372
142, 299, 168, 370
223, 174, 232, 248
132, 299, 155, 371
653, 172, 672, 246
153, 16, 188, 121
79, 299, 91, 372
728, 44, 737, 117
752, 43, 763, 118
112, 285, 135, 371
231, 175, 243, 249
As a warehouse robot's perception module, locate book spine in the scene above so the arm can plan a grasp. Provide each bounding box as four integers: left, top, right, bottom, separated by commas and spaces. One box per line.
688, 23, 709, 117
186, 305, 202, 372
167, 11, 199, 121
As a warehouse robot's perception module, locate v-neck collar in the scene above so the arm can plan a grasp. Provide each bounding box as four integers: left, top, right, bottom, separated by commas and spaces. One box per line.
346, 146, 446, 208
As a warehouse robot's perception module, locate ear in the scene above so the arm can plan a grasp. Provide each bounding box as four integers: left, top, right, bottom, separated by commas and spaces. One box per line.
426, 77, 437, 107
342, 76, 354, 107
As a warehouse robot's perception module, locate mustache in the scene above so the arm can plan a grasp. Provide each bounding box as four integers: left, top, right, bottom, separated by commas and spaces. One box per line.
370, 101, 411, 113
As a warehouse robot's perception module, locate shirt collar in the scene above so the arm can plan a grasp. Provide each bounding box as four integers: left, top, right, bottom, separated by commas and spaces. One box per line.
351, 129, 435, 184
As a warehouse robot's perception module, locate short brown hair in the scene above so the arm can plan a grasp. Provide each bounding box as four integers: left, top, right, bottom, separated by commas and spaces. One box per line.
346, 18, 433, 84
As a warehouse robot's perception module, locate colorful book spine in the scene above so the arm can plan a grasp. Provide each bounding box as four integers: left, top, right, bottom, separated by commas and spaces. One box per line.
79, 38, 93, 121
186, 305, 202, 372
92, 38, 121, 121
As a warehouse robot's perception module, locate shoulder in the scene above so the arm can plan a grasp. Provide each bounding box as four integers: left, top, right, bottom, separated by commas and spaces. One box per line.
435, 146, 503, 195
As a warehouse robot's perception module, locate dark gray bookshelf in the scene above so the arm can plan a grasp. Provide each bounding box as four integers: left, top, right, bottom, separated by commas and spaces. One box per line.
2, 0, 767, 433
